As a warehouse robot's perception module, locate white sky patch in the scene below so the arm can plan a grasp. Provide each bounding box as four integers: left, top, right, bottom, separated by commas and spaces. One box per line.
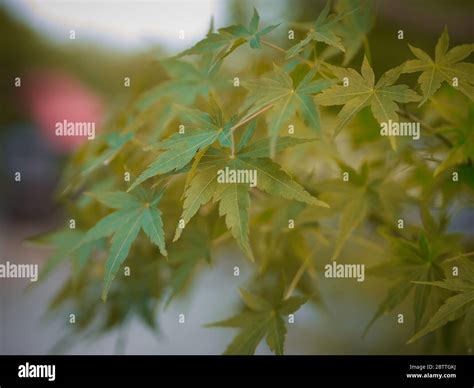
3, 0, 228, 53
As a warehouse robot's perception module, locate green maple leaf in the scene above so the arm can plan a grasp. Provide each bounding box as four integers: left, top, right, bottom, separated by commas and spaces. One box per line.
137, 55, 224, 111
364, 209, 463, 335
434, 106, 474, 176
318, 160, 405, 261
128, 127, 220, 192
207, 288, 308, 355
81, 132, 134, 176
165, 220, 211, 307
332, 0, 375, 65
129, 96, 241, 192
408, 257, 474, 344
402, 26, 474, 105
236, 119, 257, 153
315, 57, 421, 148
28, 229, 103, 281
82, 189, 167, 301
243, 64, 333, 156
286, 0, 348, 58
177, 8, 279, 63
173, 137, 328, 261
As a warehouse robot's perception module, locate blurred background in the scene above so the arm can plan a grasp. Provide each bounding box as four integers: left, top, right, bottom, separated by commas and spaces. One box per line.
0, 0, 473, 355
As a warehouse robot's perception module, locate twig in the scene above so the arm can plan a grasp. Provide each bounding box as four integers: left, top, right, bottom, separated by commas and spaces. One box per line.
261, 38, 314, 68
284, 242, 319, 300
444, 251, 474, 263
362, 35, 372, 65
212, 231, 232, 246
284, 261, 308, 300
229, 104, 274, 134
230, 132, 235, 157
398, 109, 453, 148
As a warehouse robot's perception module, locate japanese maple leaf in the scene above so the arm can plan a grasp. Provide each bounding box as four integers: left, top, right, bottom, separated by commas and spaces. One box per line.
177, 8, 279, 63
165, 219, 211, 307
242, 65, 332, 156
286, 0, 350, 58
27, 229, 103, 281
173, 137, 328, 261
81, 132, 134, 176
408, 257, 474, 345
314, 57, 421, 149
364, 209, 464, 336
207, 288, 308, 355
127, 101, 230, 192
434, 106, 474, 176
331, 0, 375, 65
136, 57, 223, 109
82, 188, 167, 301
402, 26, 474, 105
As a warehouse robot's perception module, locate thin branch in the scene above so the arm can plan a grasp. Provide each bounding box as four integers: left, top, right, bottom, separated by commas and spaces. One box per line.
230, 131, 235, 158
284, 242, 319, 300
261, 38, 332, 80
212, 230, 232, 246
398, 109, 453, 148
284, 261, 308, 300
261, 38, 314, 68
261, 39, 287, 54
362, 35, 372, 65
229, 104, 274, 134
444, 251, 474, 263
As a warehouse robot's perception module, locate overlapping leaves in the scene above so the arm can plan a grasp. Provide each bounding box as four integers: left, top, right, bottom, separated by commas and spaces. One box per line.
174, 136, 328, 261
207, 288, 308, 355
177, 8, 279, 65
315, 57, 421, 148
286, 0, 348, 58
242, 65, 333, 155
364, 209, 463, 335
402, 26, 474, 105
408, 257, 474, 344
82, 188, 167, 301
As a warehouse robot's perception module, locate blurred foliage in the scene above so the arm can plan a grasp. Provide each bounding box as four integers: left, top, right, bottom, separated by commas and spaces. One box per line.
20, 0, 474, 354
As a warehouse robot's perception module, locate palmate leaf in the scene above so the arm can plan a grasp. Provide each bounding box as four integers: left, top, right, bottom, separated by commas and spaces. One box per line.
319, 161, 401, 261
173, 137, 328, 261
408, 283, 474, 343
214, 171, 253, 260
28, 229, 103, 281
402, 26, 474, 105
177, 8, 279, 63
136, 55, 224, 111
434, 106, 474, 176
128, 129, 220, 192
83, 188, 167, 301
364, 211, 464, 336
236, 119, 257, 152
243, 65, 333, 156
286, 0, 348, 58
207, 288, 308, 355
331, 0, 375, 65
132, 129, 220, 190
407, 257, 474, 344
129, 97, 239, 191
315, 57, 421, 148
165, 220, 211, 307
81, 132, 134, 176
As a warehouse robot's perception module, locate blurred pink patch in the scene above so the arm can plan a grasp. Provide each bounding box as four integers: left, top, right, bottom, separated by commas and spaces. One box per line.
21, 70, 104, 153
